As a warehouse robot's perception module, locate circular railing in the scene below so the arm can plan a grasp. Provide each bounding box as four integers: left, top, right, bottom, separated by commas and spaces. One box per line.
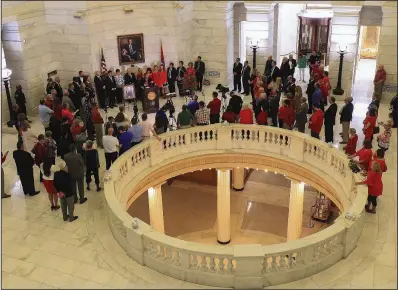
103, 124, 367, 288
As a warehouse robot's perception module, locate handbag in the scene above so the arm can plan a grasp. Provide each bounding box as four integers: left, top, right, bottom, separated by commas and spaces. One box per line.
373, 126, 380, 134
57, 191, 65, 198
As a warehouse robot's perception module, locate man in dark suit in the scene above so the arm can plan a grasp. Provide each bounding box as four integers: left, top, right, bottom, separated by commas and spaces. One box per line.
64, 144, 86, 204
167, 62, 177, 94
94, 71, 107, 109
77, 71, 84, 85
46, 78, 55, 94
288, 54, 297, 77
242, 60, 251, 95
194, 56, 205, 92
270, 61, 280, 82
124, 68, 136, 85
13, 141, 40, 196
339, 97, 354, 144
232, 58, 243, 93
105, 70, 117, 108
264, 56, 273, 78
280, 57, 291, 88
125, 39, 138, 61
324, 96, 337, 143
54, 76, 63, 100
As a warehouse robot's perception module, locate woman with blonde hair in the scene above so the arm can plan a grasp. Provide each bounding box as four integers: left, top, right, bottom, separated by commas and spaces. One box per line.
356, 161, 383, 214
293, 86, 303, 111
275, 77, 282, 98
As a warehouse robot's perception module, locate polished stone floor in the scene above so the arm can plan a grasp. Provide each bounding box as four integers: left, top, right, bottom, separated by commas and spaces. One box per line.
128, 172, 328, 245
1, 64, 396, 288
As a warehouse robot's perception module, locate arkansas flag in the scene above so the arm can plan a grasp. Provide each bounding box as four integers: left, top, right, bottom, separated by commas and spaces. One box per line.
160, 40, 165, 65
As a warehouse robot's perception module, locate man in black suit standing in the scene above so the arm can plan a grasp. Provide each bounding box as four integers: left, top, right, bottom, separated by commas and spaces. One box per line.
105, 70, 117, 108
270, 61, 280, 82
124, 68, 136, 85
54, 77, 63, 100
94, 71, 107, 109
77, 71, 84, 85
242, 60, 251, 96
232, 58, 243, 93
324, 96, 337, 143
72, 77, 83, 100
13, 141, 40, 196
194, 56, 205, 92
264, 56, 273, 78
46, 78, 55, 94
167, 62, 177, 94
288, 54, 297, 78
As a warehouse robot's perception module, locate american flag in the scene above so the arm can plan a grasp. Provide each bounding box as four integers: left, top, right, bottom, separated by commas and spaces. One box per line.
100, 47, 107, 74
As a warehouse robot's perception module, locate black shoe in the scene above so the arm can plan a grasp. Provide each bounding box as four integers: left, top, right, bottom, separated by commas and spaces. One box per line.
1, 194, 11, 199
70, 216, 79, 222
54, 205, 60, 210
29, 191, 40, 196
63, 215, 69, 221
51, 206, 55, 210
96, 186, 102, 192
80, 198, 87, 204
86, 185, 90, 191
339, 141, 347, 144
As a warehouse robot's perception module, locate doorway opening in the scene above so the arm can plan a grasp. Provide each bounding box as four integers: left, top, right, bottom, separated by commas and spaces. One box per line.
352, 25, 381, 102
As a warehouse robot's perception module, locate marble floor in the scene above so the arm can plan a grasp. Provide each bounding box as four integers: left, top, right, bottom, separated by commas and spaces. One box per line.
1, 68, 396, 288
128, 172, 328, 246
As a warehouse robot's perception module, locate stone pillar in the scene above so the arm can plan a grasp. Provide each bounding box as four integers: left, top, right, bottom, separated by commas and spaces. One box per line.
377, 3, 397, 102
232, 167, 245, 191
217, 169, 231, 244
329, 5, 361, 100
148, 185, 165, 233
287, 179, 305, 241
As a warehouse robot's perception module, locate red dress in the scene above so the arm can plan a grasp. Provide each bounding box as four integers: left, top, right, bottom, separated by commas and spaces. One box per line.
159, 70, 167, 87
363, 115, 377, 141
239, 109, 254, 124
345, 134, 358, 155
152, 71, 160, 87
355, 148, 373, 169
364, 171, 383, 197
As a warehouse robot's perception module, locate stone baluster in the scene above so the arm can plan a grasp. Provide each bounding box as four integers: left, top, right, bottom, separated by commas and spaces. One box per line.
218, 257, 225, 273
174, 250, 181, 266
198, 255, 206, 272
209, 256, 216, 272
271, 256, 279, 272
191, 253, 198, 269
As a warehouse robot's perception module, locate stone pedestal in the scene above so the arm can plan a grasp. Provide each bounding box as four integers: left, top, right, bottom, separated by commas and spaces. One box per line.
148, 185, 165, 233
217, 169, 231, 244
232, 168, 245, 191
287, 179, 305, 241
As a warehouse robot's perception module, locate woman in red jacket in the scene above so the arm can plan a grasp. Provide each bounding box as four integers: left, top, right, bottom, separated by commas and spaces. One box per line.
367, 149, 387, 175
278, 99, 294, 129
343, 128, 358, 155
158, 64, 167, 98
152, 65, 160, 88
356, 162, 383, 214
239, 103, 254, 124
308, 103, 324, 139
363, 107, 377, 142
349, 140, 373, 170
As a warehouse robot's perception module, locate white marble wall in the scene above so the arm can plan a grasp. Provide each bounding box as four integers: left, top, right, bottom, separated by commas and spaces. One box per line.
329, 5, 362, 98
2, 1, 54, 114
377, 2, 397, 101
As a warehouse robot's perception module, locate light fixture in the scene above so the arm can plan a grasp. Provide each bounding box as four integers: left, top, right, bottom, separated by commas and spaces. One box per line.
250, 39, 260, 69
332, 44, 348, 96
264, 169, 268, 172
124, 7, 134, 13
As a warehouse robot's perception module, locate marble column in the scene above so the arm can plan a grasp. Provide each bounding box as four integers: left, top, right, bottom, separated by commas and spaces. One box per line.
148, 185, 165, 233
232, 167, 245, 191
287, 179, 305, 241
217, 169, 231, 244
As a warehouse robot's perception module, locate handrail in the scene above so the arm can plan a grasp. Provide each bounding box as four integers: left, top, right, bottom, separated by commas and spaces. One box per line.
104, 124, 366, 288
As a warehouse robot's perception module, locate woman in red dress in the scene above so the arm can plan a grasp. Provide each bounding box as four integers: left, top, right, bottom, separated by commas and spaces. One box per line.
158, 64, 167, 98
40, 157, 59, 210
363, 107, 377, 142
184, 62, 197, 93
356, 161, 383, 214
152, 65, 160, 88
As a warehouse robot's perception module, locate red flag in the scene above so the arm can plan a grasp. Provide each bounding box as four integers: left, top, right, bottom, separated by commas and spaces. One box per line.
100, 47, 107, 74
160, 41, 165, 65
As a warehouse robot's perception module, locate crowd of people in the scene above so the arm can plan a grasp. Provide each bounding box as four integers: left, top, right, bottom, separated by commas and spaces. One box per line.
3, 50, 396, 219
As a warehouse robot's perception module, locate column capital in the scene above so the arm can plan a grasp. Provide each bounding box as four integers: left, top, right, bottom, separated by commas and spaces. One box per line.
332, 5, 362, 16
288, 177, 303, 184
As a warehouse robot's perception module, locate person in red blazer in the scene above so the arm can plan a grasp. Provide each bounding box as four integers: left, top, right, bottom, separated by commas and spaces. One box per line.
356, 162, 383, 214
367, 149, 387, 175
158, 64, 167, 98
362, 107, 377, 142
308, 103, 324, 139
278, 99, 295, 129
239, 103, 254, 124
343, 128, 358, 155
349, 140, 373, 170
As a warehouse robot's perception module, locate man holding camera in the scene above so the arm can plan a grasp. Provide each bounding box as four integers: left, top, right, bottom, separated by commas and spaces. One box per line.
207, 92, 221, 124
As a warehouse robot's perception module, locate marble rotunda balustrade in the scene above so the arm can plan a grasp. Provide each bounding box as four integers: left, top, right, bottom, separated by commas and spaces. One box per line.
104, 124, 367, 288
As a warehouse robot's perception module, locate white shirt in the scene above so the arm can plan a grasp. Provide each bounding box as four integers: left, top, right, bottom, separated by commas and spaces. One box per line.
141, 120, 153, 137
39, 104, 53, 123
102, 135, 119, 153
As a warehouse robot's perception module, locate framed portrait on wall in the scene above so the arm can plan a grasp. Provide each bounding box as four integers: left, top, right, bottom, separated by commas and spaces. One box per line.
117, 33, 145, 65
